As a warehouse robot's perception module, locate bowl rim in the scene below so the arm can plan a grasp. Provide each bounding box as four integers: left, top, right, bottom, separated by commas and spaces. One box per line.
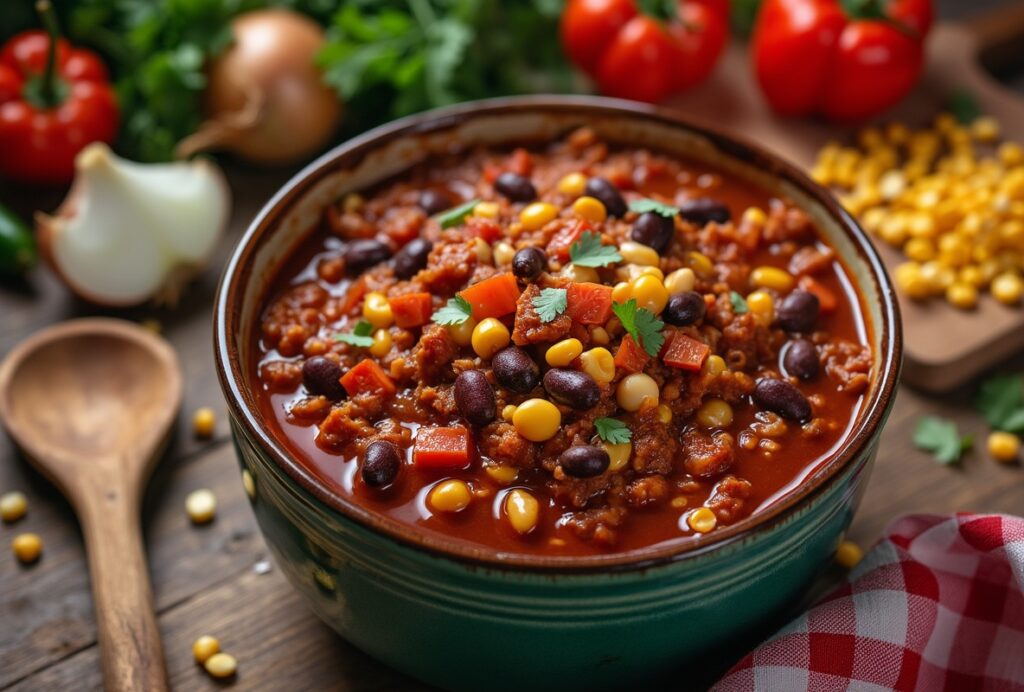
214, 95, 902, 574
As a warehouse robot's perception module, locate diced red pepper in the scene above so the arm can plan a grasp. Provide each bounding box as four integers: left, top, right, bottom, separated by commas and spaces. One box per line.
614, 335, 650, 373
340, 359, 396, 398
508, 147, 533, 176
389, 292, 433, 329
467, 216, 502, 243
799, 275, 837, 313
566, 282, 614, 325
413, 427, 473, 469
662, 333, 710, 371
458, 272, 521, 321
339, 277, 368, 316
546, 219, 589, 261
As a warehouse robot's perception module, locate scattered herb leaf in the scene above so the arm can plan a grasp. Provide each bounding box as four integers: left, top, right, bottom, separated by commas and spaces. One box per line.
532, 287, 567, 324
913, 415, 972, 465
569, 231, 622, 268
947, 88, 981, 125
594, 417, 632, 445
629, 198, 679, 217
435, 199, 481, 229
730, 291, 748, 314
612, 298, 665, 357
335, 319, 374, 347
975, 374, 1024, 432
431, 295, 473, 325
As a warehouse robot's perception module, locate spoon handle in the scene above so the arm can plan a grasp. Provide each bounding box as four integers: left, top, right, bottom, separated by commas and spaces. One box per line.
77, 478, 168, 692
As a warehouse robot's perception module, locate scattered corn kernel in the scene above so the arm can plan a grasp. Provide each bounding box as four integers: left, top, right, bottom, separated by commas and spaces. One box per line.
657, 403, 673, 424
904, 237, 935, 262
192, 635, 220, 664
0, 491, 27, 523
946, 282, 978, 309
742, 207, 766, 226
835, 540, 864, 569
204, 652, 238, 679
572, 196, 607, 223
603, 441, 632, 472
590, 326, 610, 346
895, 262, 931, 300
474, 201, 499, 219
557, 172, 587, 197
696, 399, 734, 429
429, 479, 472, 513
448, 317, 477, 347
971, 116, 1000, 142
671, 496, 688, 509
704, 354, 727, 377
512, 399, 562, 442
631, 275, 669, 314
617, 373, 659, 412
12, 533, 42, 564
688, 251, 714, 276
192, 407, 216, 439
992, 272, 1023, 304
471, 318, 510, 359
620, 241, 660, 266
370, 328, 392, 358
750, 266, 795, 292
664, 267, 696, 295
746, 290, 774, 326
486, 464, 519, 485
473, 237, 493, 264
612, 281, 632, 304
362, 292, 394, 328
502, 404, 518, 421
185, 489, 217, 525
505, 489, 540, 534
546, 338, 583, 367
494, 242, 515, 266
520, 202, 559, 231
987, 431, 1020, 463
561, 263, 600, 283
688, 507, 717, 533
579, 347, 615, 385
241, 469, 256, 500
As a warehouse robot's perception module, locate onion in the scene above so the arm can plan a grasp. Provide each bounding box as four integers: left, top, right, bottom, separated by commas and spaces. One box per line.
176, 9, 343, 165
36, 143, 230, 306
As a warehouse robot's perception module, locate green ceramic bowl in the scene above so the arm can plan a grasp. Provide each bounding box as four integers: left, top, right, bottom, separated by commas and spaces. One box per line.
214, 97, 901, 692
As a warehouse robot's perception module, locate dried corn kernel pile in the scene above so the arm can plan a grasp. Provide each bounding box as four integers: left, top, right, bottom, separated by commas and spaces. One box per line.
812, 114, 1024, 309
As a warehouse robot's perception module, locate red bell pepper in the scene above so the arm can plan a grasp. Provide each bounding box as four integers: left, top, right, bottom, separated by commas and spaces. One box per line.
0, 2, 118, 184
561, 0, 730, 103
458, 272, 521, 321
389, 292, 433, 329
546, 219, 589, 262
413, 427, 473, 469
341, 359, 396, 398
799, 275, 838, 313
751, 0, 933, 121
566, 282, 614, 325
662, 332, 710, 371
614, 334, 650, 373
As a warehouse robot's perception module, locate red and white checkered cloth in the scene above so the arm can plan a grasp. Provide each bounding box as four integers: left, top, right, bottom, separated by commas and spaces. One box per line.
714, 514, 1024, 691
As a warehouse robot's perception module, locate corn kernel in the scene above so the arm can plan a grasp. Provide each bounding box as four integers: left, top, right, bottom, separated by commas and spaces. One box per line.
192, 407, 216, 438
750, 266, 795, 292
696, 399, 733, 429
512, 399, 561, 442
561, 263, 600, 283
616, 373, 659, 412
502, 404, 518, 421
342, 193, 364, 213
474, 201, 499, 219
999, 142, 1023, 166
12, 533, 42, 564
471, 318, 510, 359
369, 328, 392, 358
688, 507, 717, 533
505, 488, 540, 534
193, 636, 221, 664
657, 404, 673, 424
494, 242, 515, 266
992, 272, 1023, 304
185, 489, 217, 524
546, 338, 583, 367
920, 261, 955, 290
612, 281, 632, 304
619, 241, 660, 266
631, 275, 669, 314
572, 196, 607, 223
895, 262, 931, 300
429, 479, 472, 513
957, 266, 985, 288
362, 292, 394, 328
448, 317, 476, 347
474, 237, 492, 264
904, 237, 935, 262
746, 290, 774, 326
878, 170, 906, 200
603, 441, 632, 472
835, 540, 863, 569
742, 207, 767, 226
486, 464, 519, 485
688, 251, 714, 276
1, 491, 28, 523
204, 652, 237, 679
664, 267, 696, 295
557, 172, 587, 197
520, 202, 559, 231
987, 431, 1020, 463
971, 116, 1000, 142
590, 326, 610, 346
946, 282, 978, 309
579, 347, 615, 385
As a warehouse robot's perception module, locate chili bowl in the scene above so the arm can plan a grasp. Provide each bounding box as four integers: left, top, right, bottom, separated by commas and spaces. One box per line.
214, 96, 901, 692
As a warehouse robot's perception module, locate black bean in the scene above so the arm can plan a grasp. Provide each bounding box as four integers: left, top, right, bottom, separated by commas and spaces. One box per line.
630, 212, 675, 252
302, 356, 346, 400
454, 370, 497, 427
491, 347, 540, 393
511, 247, 547, 282
362, 440, 401, 487
678, 198, 731, 225
753, 378, 812, 422
783, 339, 819, 381
344, 239, 391, 273
494, 172, 537, 202
559, 445, 610, 478
418, 189, 451, 216
392, 238, 433, 279
543, 369, 601, 410
663, 291, 707, 326
584, 177, 628, 217
776, 290, 820, 333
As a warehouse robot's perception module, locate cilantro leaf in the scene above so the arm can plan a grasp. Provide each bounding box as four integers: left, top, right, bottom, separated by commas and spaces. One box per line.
730, 291, 748, 314
947, 88, 981, 125
629, 198, 679, 217
431, 295, 473, 325
435, 199, 480, 229
532, 287, 567, 324
335, 320, 374, 347
569, 231, 622, 268
612, 299, 665, 357
913, 416, 972, 465
594, 418, 632, 445
976, 374, 1024, 432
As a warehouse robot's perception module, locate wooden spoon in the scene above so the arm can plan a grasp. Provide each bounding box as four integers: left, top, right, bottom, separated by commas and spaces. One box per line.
0, 318, 181, 692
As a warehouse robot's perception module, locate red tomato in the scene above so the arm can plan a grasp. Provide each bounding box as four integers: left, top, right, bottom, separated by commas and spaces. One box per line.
560, 0, 639, 75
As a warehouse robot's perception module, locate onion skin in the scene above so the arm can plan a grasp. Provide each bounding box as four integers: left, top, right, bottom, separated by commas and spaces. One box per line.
177, 9, 342, 165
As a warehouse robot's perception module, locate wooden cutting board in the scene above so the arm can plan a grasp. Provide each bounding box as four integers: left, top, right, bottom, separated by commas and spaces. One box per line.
666, 4, 1024, 392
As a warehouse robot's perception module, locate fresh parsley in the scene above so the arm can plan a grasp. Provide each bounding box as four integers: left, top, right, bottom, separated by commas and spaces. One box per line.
629, 198, 679, 217
435, 199, 481, 229
975, 374, 1024, 433
612, 299, 665, 357
569, 231, 622, 268
594, 417, 632, 445
730, 291, 748, 314
913, 416, 973, 465
532, 287, 567, 324
335, 319, 374, 347
431, 295, 473, 325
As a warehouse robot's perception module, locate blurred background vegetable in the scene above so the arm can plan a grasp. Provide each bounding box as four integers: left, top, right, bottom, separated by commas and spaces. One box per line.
0, 203, 36, 276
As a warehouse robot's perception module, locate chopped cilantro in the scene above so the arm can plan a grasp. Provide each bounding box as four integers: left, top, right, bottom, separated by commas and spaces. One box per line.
612, 298, 665, 357
431, 295, 473, 325
569, 231, 622, 268
947, 88, 981, 125
435, 199, 481, 229
975, 374, 1024, 433
629, 198, 680, 217
532, 287, 567, 324
335, 319, 374, 347
594, 418, 632, 445
730, 291, 748, 314
913, 415, 973, 465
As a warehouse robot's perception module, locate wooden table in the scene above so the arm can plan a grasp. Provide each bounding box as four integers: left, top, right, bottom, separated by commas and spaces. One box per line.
2, 16, 1023, 692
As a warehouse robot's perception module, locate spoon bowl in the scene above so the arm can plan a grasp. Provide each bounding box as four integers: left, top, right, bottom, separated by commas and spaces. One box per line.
0, 318, 181, 692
